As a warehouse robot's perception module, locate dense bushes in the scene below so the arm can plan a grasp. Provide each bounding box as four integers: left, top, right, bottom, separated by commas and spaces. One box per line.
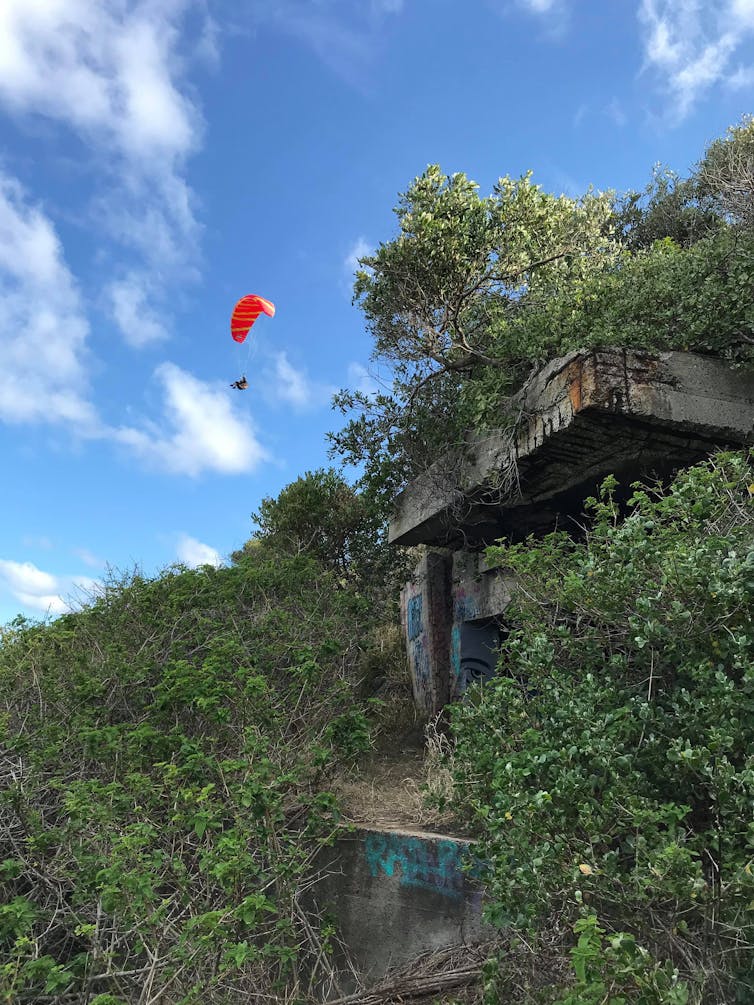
0, 552, 377, 1003
450, 452, 754, 1003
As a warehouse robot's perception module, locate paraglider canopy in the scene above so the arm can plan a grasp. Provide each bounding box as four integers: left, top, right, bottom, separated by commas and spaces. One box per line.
230, 295, 275, 344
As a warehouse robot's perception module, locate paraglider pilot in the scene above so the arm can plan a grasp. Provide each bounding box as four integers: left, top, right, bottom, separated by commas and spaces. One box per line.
230, 375, 248, 390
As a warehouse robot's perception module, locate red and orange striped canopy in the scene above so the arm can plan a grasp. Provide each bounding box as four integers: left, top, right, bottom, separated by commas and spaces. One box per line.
230, 294, 275, 344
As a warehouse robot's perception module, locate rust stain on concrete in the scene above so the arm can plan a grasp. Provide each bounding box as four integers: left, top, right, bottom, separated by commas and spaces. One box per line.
566, 358, 584, 413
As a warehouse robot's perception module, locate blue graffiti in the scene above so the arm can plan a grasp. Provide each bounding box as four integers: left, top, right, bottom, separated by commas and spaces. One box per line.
411, 638, 430, 684
407, 594, 423, 641
451, 623, 462, 682
363, 831, 470, 898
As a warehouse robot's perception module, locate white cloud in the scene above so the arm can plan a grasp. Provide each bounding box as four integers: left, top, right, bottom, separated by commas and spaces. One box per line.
22, 535, 54, 550
177, 534, 222, 568
344, 236, 372, 276
0, 0, 205, 338
488, 0, 568, 38
15, 592, 68, 616
572, 102, 588, 127
107, 272, 169, 348
114, 363, 268, 477
0, 560, 57, 596
0, 1, 200, 162
0, 558, 100, 617
275, 352, 314, 408
263, 351, 335, 411
0, 172, 97, 429
638, 0, 754, 119
72, 547, 103, 569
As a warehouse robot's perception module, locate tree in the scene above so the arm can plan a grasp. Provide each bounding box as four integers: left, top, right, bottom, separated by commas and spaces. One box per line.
352, 165, 614, 398
330, 167, 616, 499
611, 165, 722, 251
695, 114, 754, 230
237, 469, 368, 578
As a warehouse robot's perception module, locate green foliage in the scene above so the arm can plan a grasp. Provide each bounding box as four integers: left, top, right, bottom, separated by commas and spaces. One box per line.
611, 167, 722, 252
237, 467, 410, 619
450, 452, 754, 1002
0, 551, 378, 1002
466, 228, 754, 428
555, 916, 690, 1005
242, 468, 367, 574
695, 115, 754, 230
330, 164, 616, 497
332, 122, 754, 505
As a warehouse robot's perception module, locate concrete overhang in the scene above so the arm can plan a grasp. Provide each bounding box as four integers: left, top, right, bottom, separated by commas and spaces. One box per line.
388, 349, 754, 547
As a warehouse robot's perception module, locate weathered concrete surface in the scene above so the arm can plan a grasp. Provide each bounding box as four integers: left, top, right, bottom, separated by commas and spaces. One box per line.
401, 550, 515, 714
309, 825, 489, 993
450, 553, 513, 699
389, 349, 754, 547
400, 550, 452, 716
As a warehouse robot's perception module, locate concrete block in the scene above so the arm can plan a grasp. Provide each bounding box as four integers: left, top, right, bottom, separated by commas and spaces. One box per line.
309, 825, 490, 991
389, 349, 754, 547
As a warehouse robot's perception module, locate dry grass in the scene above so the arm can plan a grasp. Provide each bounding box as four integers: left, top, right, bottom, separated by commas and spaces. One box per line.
333, 714, 464, 834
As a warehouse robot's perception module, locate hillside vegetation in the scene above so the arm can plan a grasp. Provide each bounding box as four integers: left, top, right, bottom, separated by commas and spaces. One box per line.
1, 120, 754, 1003
0, 548, 382, 1003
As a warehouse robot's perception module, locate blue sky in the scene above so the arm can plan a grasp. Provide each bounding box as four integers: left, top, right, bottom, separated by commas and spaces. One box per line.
0, 0, 752, 622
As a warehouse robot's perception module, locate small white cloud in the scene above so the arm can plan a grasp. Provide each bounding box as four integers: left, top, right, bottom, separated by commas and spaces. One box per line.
489, 0, 568, 38
22, 535, 54, 550
572, 102, 588, 127
344, 236, 372, 276
0, 560, 57, 596
177, 534, 223, 568
264, 352, 335, 411
15, 592, 68, 616
107, 272, 169, 348
72, 547, 102, 569
114, 363, 268, 477
519, 0, 557, 11
275, 352, 313, 409
0, 559, 100, 617
638, 0, 754, 120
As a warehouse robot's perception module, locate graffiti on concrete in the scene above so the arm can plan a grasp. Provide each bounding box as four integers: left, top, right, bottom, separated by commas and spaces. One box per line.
364, 830, 469, 899
411, 638, 430, 686
457, 620, 499, 694
407, 593, 423, 640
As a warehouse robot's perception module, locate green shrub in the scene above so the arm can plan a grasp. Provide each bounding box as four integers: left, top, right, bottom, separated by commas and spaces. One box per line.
451, 452, 754, 1003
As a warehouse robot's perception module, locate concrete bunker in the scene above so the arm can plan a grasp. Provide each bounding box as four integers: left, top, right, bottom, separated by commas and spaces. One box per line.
391, 348, 754, 717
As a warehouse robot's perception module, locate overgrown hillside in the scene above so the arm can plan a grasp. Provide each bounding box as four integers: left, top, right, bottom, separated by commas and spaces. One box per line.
0, 548, 382, 1003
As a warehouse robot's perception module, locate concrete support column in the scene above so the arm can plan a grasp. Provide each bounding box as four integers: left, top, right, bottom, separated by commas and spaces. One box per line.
400, 550, 452, 718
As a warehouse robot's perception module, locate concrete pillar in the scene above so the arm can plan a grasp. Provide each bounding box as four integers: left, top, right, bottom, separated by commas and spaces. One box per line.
400, 550, 452, 718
